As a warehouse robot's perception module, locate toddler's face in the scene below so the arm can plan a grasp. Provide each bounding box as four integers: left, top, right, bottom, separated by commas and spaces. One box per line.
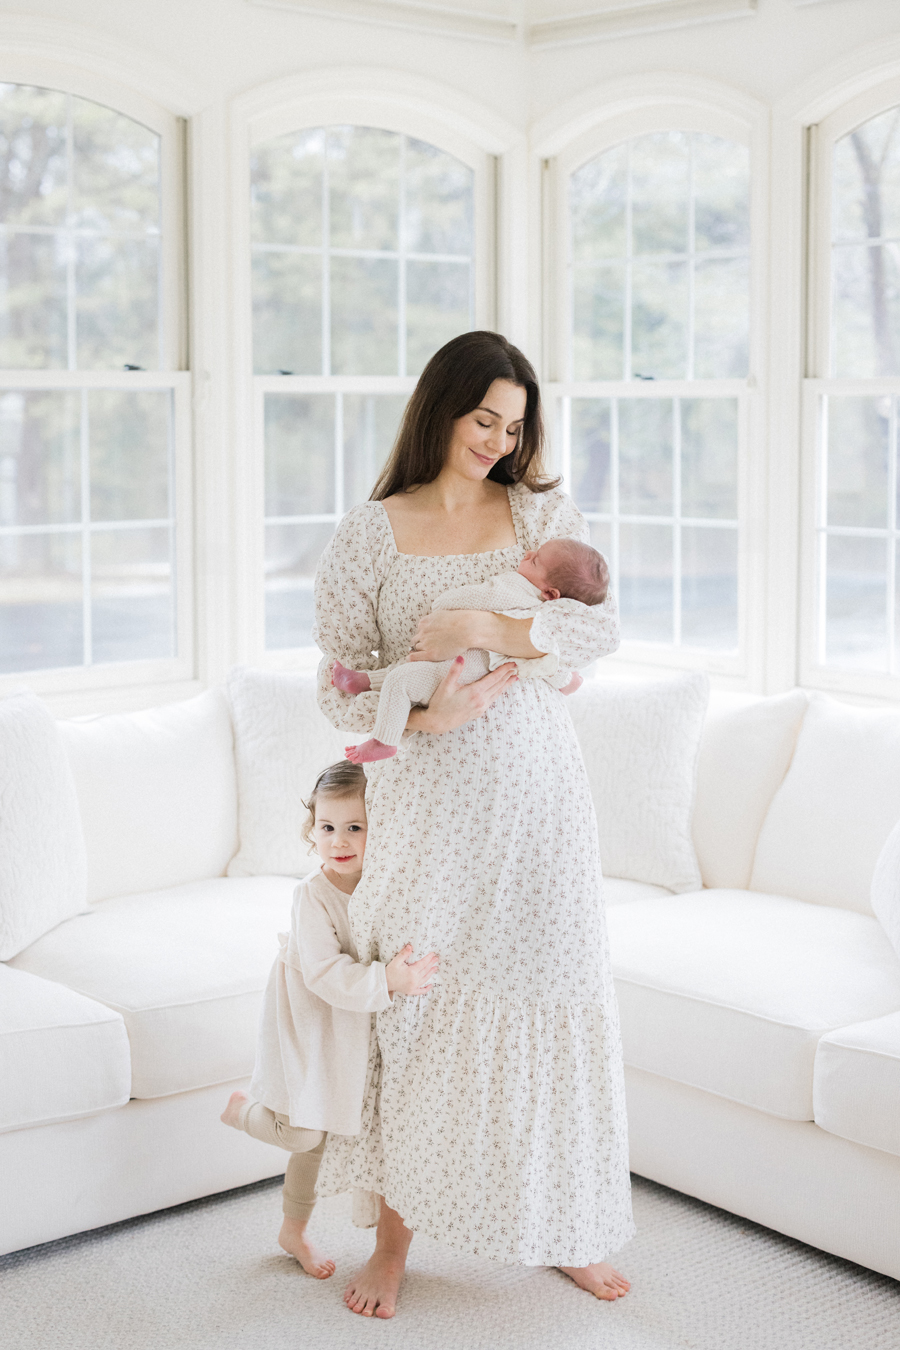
313, 793, 368, 879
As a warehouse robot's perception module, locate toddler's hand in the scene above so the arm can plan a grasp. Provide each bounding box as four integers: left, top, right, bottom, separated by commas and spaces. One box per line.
385, 943, 439, 997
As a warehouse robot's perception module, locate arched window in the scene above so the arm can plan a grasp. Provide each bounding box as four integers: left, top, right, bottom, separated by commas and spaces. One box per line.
0, 81, 188, 687
806, 92, 900, 692
250, 124, 477, 652
550, 124, 752, 664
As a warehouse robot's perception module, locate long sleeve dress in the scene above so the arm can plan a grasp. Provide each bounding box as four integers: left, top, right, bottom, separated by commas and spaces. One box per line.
312, 482, 635, 1267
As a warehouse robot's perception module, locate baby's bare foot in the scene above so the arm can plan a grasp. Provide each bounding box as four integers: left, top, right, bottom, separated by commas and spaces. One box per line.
220, 1090, 247, 1130
333, 661, 372, 695
346, 738, 397, 764
344, 1250, 405, 1318
560, 672, 584, 695
278, 1217, 335, 1279
559, 1262, 631, 1301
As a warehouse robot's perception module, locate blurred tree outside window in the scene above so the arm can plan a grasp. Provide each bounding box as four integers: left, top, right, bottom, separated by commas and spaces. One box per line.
252, 125, 475, 651
0, 84, 176, 675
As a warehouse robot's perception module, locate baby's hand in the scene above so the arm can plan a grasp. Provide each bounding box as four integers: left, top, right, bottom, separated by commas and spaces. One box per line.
385, 943, 439, 997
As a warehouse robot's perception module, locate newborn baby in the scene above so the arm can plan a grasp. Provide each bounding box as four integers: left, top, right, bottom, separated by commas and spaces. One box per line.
336, 537, 609, 765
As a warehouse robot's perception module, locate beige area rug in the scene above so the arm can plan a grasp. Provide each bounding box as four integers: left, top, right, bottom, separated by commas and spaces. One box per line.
2, 1176, 898, 1350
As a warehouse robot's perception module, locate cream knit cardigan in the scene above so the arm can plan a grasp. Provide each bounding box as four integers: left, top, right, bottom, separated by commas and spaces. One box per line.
249, 867, 392, 1135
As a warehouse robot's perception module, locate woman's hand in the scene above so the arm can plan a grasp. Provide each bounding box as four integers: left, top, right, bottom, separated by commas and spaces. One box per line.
407, 656, 518, 735
408, 609, 483, 662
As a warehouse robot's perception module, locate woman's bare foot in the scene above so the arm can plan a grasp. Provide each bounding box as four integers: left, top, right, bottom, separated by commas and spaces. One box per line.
345, 738, 397, 764
344, 1198, 412, 1319
220, 1090, 247, 1129
332, 661, 371, 695
559, 1262, 631, 1301
278, 1216, 335, 1279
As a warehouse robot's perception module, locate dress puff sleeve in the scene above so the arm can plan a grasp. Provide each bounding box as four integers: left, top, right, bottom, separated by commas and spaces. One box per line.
510, 483, 621, 669
313, 502, 396, 734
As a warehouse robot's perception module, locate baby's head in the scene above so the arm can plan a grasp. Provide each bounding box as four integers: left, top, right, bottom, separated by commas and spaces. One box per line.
517, 538, 609, 605
302, 760, 368, 881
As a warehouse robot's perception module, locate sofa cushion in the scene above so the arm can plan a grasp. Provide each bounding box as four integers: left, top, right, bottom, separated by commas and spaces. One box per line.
226, 668, 346, 878
0, 692, 88, 961
871, 817, 900, 960
0, 964, 130, 1131
750, 693, 900, 914
10, 877, 297, 1098
693, 690, 808, 890
608, 889, 900, 1120
604, 878, 673, 906
568, 671, 709, 893
60, 690, 239, 903
814, 1012, 900, 1158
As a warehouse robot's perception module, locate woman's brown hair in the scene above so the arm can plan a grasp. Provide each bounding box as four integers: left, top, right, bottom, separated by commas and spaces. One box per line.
301, 760, 367, 852
370, 331, 559, 500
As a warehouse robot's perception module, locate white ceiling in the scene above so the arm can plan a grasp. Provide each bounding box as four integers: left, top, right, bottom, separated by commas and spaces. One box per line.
246, 0, 758, 47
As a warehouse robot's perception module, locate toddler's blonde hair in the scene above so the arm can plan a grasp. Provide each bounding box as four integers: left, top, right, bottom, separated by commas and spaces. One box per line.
301, 760, 367, 852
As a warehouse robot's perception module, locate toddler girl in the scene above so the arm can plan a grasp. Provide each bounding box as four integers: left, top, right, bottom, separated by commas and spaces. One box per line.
221, 760, 438, 1278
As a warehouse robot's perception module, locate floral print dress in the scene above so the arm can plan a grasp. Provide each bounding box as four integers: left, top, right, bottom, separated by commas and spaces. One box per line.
313, 483, 635, 1266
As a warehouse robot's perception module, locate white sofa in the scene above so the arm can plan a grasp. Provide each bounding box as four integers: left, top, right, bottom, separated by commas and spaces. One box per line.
1, 675, 899, 1282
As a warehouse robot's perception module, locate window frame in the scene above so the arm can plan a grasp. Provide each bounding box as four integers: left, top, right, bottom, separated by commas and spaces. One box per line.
0, 64, 193, 707
800, 76, 900, 699
541, 96, 768, 683
233, 90, 500, 669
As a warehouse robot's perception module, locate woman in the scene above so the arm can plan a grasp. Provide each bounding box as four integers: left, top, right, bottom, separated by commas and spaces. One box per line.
314, 331, 634, 1317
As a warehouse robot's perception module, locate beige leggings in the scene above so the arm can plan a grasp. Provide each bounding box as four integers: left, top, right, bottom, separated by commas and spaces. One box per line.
237, 1100, 326, 1221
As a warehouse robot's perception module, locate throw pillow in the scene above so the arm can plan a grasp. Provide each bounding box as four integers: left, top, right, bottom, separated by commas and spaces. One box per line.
568, 671, 709, 893
872, 819, 900, 960
226, 667, 345, 878
0, 692, 88, 960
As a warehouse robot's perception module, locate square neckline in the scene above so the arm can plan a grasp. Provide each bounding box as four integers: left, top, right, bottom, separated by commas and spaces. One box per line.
375, 485, 524, 559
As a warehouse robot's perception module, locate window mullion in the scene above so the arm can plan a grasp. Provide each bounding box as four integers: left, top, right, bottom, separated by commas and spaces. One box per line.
673, 397, 682, 647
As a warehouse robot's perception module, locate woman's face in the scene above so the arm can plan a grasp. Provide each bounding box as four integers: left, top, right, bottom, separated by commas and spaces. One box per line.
445, 379, 527, 482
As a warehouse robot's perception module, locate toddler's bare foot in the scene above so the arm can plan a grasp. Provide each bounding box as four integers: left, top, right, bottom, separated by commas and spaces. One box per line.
344, 1250, 405, 1318
333, 661, 371, 695
559, 1262, 631, 1301
560, 672, 583, 695
278, 1216, 335, 1279
346, 738, 397, 764
220, 1090, 247, 1130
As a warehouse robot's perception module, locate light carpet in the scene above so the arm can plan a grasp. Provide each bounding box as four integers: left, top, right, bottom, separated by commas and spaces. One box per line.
1, 1176, 898, 1350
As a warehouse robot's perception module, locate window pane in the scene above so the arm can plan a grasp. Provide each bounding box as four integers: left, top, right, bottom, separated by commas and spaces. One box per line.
0, 531, 81, 672
0, 390, 79, 526
72, 101, 159, 233
265, 521, 334, 650
406, 260, 469, 377
331, 256, 397, 375
265, 393, 334, 517
833, 108, 900, 243
681, 398, 738, 519
89, 390, 170, 522
0, 84, 68, 228
0, 233, 67, 368
587, 519, 612, 561
573, 264, 624, 381
91, 525, 173, 663
694, 255, 749, 378
631, 260, 688, 379
631, 132, 689, 256
693, 136, 750, 252
619, 522, 673, 642
404, 137, 473, 255
824, 534, 888, 669
343, 393, 406, 508
251, 129, 324, 248
328, 127, 399, 252
570, 144, 627, 263
252, 252, 321, 376
826, 396, 889, 527
76, 235, 159, 369
832, 242, 900, 378
619, 399, 673, 514
570, 398, 611, 514
682, 526, 737, 649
